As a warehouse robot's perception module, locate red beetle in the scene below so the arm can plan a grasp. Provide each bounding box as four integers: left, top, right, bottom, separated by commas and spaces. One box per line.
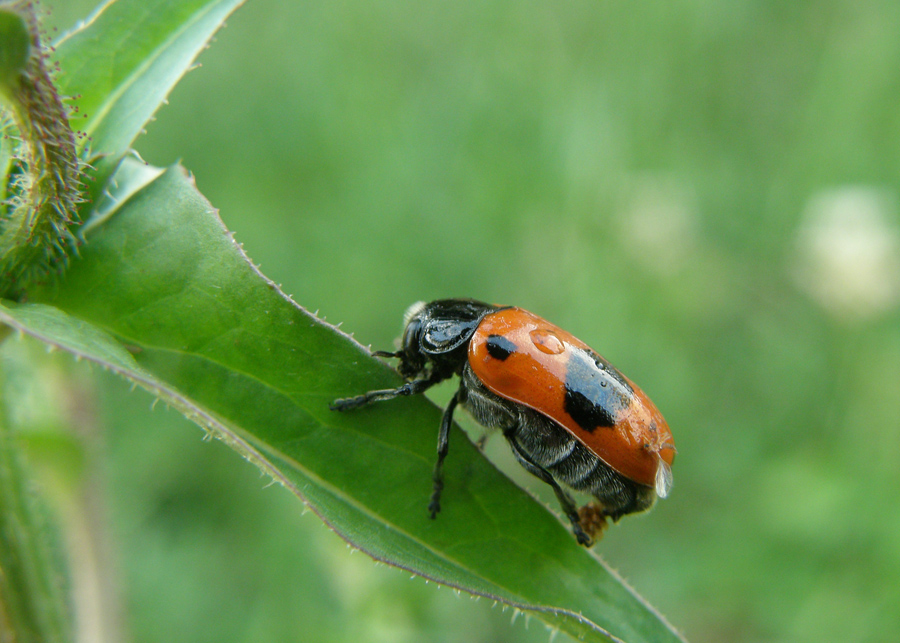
331, 299, 675, 546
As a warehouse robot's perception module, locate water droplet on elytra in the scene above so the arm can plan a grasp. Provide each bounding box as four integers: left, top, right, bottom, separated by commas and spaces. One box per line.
530, 328, 565, 354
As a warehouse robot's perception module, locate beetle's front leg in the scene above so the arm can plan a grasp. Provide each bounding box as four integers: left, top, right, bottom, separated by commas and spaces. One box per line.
330, 375, 439, 411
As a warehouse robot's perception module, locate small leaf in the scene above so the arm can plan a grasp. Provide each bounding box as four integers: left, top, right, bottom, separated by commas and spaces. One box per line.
52, 0, 245, 205
1, 163, 685, 643
0, 7, 31, 99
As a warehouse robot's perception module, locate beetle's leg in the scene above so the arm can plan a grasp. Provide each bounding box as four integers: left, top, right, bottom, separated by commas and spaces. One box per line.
576, 501, 609, 543
428, 387, 463, 518
506, 437, 593, 547
330, 371, 442, 411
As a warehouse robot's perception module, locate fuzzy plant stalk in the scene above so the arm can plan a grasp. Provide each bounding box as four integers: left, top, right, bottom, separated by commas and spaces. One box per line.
0, 0, 84, 299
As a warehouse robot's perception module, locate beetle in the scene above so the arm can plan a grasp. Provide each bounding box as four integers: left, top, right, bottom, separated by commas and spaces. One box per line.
330, 298, 675, 546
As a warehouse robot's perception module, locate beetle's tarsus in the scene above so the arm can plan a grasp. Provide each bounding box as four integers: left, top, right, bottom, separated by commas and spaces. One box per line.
329, 395, 370, 411
572, 524, 593, 547
428, 496, 441, 519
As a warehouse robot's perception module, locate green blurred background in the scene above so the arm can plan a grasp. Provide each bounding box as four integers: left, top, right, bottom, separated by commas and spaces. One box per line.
34, 0, 900, 641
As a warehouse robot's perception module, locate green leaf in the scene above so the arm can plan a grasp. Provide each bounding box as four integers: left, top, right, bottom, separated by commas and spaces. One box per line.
52, 0, 245, 204
0, 8, 31, 100
0, 164, 685, 643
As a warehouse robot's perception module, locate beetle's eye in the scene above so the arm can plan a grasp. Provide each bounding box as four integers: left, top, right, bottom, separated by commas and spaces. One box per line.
401, 319, 422, 350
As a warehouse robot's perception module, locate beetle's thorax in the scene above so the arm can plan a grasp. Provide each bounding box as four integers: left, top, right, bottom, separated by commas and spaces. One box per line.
398, 299, 502, 380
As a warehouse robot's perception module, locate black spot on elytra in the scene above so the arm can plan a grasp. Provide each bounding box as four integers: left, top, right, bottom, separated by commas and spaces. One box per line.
563, 347, 630, 432
564, 388, 616, 431
485, 334, 517, 360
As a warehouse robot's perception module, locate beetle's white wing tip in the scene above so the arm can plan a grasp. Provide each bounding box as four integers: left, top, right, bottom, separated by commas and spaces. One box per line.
655, 459, 673, 499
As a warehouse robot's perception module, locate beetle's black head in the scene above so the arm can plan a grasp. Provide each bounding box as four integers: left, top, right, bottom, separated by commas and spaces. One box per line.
395, 299, 501, 379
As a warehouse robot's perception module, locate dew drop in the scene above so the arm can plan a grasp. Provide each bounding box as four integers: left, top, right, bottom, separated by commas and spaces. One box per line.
529, 328, 565, 354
